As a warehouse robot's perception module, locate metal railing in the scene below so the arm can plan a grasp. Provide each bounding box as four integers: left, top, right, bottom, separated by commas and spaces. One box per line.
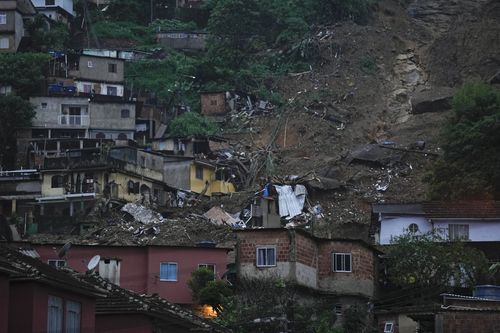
58, 115, 90, 126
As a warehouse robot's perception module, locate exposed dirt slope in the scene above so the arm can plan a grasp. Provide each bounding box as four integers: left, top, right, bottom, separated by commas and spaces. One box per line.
226, 0, 500, 229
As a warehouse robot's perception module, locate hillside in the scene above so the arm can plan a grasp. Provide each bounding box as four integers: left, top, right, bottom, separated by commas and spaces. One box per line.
221, 0, 500, 226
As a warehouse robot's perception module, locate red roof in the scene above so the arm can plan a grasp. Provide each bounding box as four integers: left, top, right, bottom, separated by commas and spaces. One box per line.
422, 201, 500, 218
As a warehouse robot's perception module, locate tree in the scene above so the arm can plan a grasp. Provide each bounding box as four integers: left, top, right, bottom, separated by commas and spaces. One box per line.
188, 267, 231, 314
0, 96, 35, 169
426, 82, 500, 199
25, 14, 69, 51
0, 53, 50, 98
386, 230, 490, 289
168, 112, 218, 137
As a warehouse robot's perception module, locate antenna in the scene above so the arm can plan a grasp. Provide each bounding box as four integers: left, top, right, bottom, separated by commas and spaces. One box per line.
58, 242, 72, 258
87, 255, 101, 272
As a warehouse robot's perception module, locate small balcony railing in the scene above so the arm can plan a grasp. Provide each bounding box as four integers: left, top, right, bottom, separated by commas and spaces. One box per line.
58, 115, 89, 126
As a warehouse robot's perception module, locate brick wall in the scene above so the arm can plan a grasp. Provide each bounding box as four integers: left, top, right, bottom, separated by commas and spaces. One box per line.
318, 241, 375, 281
237, 230, 290, 264
440, 312, 500, 333
295, 232, 318, 267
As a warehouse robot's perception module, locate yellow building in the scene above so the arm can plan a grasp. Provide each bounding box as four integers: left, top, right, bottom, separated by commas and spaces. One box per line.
190, 160, 235, 196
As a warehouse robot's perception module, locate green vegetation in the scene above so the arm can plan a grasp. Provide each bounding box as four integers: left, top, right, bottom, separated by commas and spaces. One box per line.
387, 230, 490, 288
168, 112, 218, 137
426, 82, 500, 199
0, 53, 50, 98
188, 267, 231, 313
0, 96, 35, 168
26, 14, 69, 51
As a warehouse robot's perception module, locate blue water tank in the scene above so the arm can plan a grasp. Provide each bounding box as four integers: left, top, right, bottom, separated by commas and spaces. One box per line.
473, 285, 500, 300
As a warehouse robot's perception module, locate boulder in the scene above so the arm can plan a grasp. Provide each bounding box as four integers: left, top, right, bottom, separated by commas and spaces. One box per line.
410, 86, 456, 114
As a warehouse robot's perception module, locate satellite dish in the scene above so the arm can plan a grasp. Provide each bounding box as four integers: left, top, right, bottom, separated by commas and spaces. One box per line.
58, 242, 72, 258
87, 255, 101, 271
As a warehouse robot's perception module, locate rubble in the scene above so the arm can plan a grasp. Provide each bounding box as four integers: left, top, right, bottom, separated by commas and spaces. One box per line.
121, 203, 164, 224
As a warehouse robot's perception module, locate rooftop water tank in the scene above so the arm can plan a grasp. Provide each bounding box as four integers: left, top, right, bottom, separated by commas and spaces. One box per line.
473, 285, 500, 300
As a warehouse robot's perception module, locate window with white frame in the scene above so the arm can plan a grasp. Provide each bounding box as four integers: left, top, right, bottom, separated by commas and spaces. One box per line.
48, 259, 66, 269
47, 296, 81, 333
256, 246, 276, 267
107, 86, 117, 96
448, 224, 469, 240
160, 262, 178, 281
87, 61, 93, 68
334, 304, 342, 316
333, 253, 352, 272
383, 322, 394, 333
0, 37, 9, 49
0, 13, 6, 24
198, 263, 216, 278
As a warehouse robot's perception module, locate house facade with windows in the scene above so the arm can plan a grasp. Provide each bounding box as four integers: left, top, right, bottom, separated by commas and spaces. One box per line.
235, 228, 378, 310
33, 243, 230, 304
69, 54, 125, 97
0, 0, 36, 52
371, 201, 500, 245
29, 96, 136, 141
31, 0, 74, 23
0, 245, 104, 333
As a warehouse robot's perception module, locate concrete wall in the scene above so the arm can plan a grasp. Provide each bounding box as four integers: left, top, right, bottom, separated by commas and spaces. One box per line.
0, 11, 15, 31
89, 102, 135, 131
30, 96, 90, 128
433, 219, 500, 242
379, 216, 431, 245
163, 160, 191, 190
190, 163, 213, 195
108, 171, 157, 203
75, 56, 124, 83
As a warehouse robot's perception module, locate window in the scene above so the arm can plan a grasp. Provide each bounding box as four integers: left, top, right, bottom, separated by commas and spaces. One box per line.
195, 166, 204, 180
210, 99, 217, 106
384, 322, 394, 333
47, 296, 63, 333
99, 258, 121, 285
117, 133, 128, 140
51, 175, 64, 188
448, 224, 469, 240
45, 0, 55, 5
0, 37, 9, 49
48, 259, 66, 268
87, 61, 93, 68
65, 301, 81, 333
108, 63, 117, 73
256, 246, 276, 267
107, 86, 117, 96
333, 253, 352, 272
83, 84, 91, 94
121, 109, 130, 118
334, 304, 342, 316
0, 13, 6, 24
408, 223, 419, 233
160, 262, 178, 281
42, 102, 48, 108
198, 264, 216, 277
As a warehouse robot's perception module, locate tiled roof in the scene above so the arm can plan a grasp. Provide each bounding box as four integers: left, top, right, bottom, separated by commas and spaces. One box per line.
422, 201, 500, 218
80, 274, 231, 333
0, 245, 104, 297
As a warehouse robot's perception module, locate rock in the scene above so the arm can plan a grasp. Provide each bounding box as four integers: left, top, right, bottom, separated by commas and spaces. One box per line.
306, 176, 343, 191
348, 144, 402, 166
410, 87, 456, 114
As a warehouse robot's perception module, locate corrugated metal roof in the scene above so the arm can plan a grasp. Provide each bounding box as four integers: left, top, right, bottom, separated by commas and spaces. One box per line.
18, 248, 40, 258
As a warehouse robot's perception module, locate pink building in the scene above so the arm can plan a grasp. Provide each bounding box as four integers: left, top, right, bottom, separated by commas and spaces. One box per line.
0, 245, 103, 333
33, 243, 230, 304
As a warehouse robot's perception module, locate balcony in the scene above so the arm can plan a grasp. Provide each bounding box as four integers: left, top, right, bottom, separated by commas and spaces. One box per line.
58, 115, 89, 126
